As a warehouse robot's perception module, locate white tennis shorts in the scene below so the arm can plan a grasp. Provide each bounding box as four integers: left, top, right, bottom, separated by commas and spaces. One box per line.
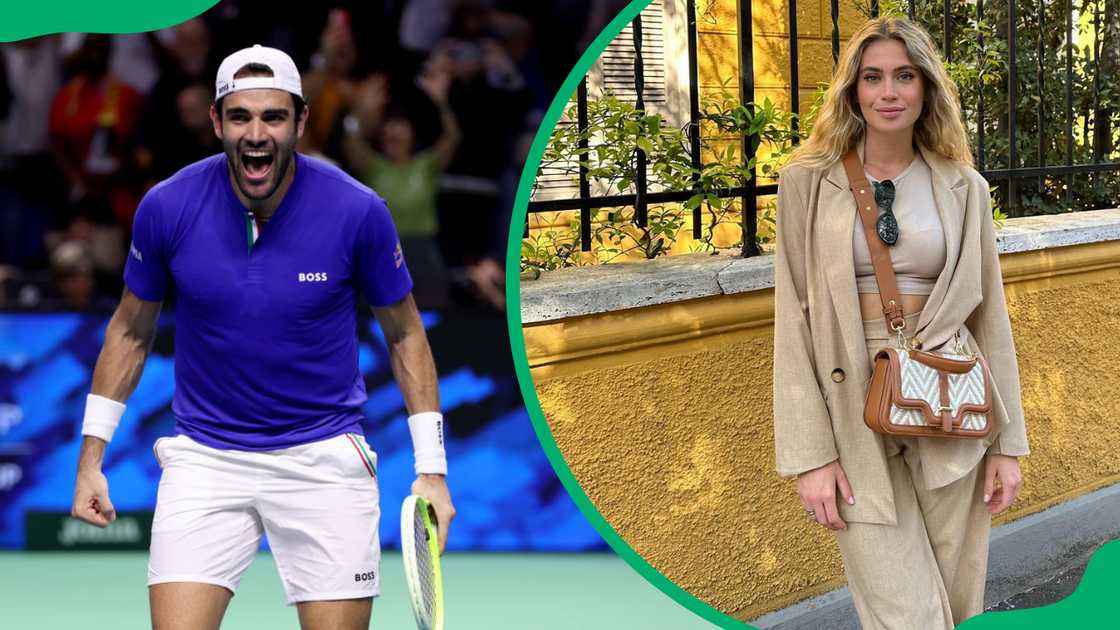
147, 432, 381, 604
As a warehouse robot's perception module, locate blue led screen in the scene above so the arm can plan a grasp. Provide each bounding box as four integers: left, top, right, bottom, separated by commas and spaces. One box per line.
0, 309, 604, 551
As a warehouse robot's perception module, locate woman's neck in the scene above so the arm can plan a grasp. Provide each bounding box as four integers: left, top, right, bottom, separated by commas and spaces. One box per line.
862, 128, 916, 178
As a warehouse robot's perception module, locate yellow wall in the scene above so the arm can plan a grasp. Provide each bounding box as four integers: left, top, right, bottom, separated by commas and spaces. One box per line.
522, 241, 1120, 620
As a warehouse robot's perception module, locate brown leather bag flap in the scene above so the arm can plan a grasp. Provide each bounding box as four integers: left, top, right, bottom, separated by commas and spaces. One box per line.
908, 350, 977, 374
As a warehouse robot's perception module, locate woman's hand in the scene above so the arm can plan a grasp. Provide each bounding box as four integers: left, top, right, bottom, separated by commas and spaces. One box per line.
983, 454, 1022, 515
797, 460, 855, 530
352, 74, 390, 127
418, 49, 454, 104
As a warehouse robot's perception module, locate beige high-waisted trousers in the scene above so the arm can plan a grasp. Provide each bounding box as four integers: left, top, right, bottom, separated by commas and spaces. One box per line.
835, 311, 992, 630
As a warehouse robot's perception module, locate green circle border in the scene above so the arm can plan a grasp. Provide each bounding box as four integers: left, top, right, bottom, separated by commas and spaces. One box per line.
503, 1, 751, 627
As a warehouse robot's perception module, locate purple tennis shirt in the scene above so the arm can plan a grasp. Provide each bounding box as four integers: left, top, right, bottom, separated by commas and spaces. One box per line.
124, 153, 413, 450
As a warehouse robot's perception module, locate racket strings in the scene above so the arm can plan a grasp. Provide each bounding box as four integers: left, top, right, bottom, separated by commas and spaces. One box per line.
403, 496, 441, 630
414, 507, 436, 618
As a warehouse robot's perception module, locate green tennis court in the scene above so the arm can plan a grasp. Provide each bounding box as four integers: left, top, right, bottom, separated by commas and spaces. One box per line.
1, 551, 718, 628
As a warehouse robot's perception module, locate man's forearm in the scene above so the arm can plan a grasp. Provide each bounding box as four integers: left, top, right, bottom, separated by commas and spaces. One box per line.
78, 328, 147, 470
90, 313, 155, 402
78, 304, 157, 472
77, 436, 107, 471
374, 296, 446, 476
388, 329, 440, 415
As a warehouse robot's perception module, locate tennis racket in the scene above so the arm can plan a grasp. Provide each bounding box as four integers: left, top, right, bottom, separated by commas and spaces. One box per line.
401, 494, 444, 630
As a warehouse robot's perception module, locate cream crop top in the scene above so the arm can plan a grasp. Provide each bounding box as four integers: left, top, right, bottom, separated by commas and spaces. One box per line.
853, 153, 946, 295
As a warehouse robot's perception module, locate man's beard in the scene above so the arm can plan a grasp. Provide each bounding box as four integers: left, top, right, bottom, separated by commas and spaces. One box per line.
226, 140, 295, 202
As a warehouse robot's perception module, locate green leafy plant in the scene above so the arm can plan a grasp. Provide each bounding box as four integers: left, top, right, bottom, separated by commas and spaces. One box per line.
520, 221, 582, 279
525, 87, 797, 271
879, 0, 1120, 218
696, 84, 799, 251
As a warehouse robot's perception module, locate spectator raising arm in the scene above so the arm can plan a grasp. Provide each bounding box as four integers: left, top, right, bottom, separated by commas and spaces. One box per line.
341, 73, 389, 176
416, 49, 462, 169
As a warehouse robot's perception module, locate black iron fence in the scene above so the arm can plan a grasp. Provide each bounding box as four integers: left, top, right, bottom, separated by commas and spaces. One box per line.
525, 0, 1120, 258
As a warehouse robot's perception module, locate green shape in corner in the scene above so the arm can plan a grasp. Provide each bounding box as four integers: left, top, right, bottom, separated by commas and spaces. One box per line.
1, 1, 218, 42
959, 538, 1120, 629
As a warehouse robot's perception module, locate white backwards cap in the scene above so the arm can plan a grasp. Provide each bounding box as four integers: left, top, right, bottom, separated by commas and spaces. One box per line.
214, 44, 303, 101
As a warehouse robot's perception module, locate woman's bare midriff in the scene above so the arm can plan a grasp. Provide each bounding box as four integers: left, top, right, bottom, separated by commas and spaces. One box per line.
859, 292, 929, 322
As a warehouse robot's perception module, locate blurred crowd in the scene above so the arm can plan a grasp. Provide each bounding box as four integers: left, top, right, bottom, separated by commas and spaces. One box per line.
0, 0, 627, 312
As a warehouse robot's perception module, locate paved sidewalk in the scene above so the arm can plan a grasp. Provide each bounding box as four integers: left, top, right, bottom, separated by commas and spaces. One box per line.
987, 541, 1100, 612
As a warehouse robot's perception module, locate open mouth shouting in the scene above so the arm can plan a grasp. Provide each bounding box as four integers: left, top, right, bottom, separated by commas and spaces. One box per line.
240, 147, 276, 186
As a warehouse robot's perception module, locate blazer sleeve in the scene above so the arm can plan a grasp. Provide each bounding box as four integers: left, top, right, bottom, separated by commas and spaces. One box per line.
772, 169, 840, 477
964, 174, 1030, 456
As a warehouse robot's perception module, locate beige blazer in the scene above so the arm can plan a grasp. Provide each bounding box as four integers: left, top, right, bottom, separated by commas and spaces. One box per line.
772, 143, 1030, 526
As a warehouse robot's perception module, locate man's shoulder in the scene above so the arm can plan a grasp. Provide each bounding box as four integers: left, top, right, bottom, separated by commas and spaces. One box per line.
298, 153, 389, 216
151, 154, 226, 196
135, 155, 226, 229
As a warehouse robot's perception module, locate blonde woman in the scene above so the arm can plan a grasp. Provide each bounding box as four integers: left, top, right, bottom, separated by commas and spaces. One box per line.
772, 17, 1029, 629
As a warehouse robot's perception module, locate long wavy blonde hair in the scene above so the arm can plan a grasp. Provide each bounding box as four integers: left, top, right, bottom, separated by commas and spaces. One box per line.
783, 16, 973, 171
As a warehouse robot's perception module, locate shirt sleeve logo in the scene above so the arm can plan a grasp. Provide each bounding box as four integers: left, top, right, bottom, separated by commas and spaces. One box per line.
129, 242, 143, 263
393, 241, 404, 269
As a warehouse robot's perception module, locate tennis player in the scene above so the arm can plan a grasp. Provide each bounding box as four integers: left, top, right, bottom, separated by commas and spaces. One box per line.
69, 45, 455, 630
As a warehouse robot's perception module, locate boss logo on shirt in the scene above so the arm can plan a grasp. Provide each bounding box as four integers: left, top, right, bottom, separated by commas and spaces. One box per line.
298, 272, 328, 282
354, 570, 376, 582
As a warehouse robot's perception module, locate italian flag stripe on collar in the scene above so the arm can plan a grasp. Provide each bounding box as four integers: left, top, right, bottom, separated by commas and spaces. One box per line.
244, 212, 259, 252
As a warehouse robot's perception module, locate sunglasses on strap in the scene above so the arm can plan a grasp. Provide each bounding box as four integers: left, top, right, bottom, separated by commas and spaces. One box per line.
872, 179, 900, 246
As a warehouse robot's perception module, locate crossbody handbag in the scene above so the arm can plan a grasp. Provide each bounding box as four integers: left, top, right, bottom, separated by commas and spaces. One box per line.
842, 150, 993, 439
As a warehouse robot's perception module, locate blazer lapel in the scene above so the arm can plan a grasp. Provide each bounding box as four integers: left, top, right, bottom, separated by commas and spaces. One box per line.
915, 145, 974, 347
819, 161, 872, 379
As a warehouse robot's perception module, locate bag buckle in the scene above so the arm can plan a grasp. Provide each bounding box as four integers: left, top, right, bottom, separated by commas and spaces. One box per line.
952, 330, 973, 357
891, 318, 911, 351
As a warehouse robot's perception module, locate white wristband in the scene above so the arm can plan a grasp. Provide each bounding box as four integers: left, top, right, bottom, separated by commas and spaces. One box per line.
407, 411, 447, 476
82, 394, 126, 443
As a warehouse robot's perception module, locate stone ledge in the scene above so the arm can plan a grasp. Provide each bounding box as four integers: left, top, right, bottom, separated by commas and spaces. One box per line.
994, 208, 1120, 253
519, 253, 734, 324
519, 208, 1120, 324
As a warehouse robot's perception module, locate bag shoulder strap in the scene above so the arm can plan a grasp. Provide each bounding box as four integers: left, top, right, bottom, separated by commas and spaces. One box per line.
841, 149, 905, 332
